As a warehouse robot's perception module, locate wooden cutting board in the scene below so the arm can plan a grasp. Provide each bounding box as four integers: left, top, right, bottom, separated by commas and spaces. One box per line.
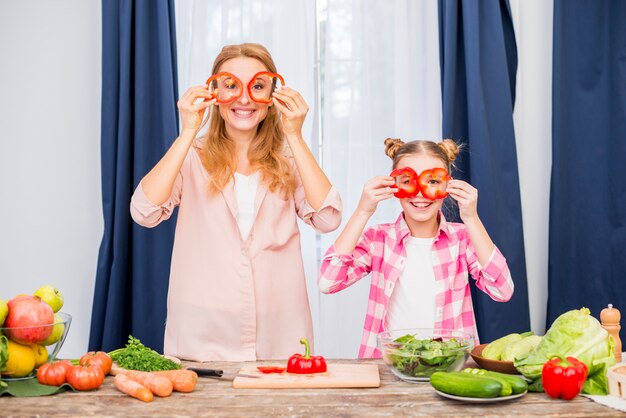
232, 363, 380, 389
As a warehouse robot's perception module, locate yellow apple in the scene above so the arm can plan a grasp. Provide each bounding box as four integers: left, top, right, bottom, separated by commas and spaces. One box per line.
33, 285, 64, 313
41, 313, 64, 346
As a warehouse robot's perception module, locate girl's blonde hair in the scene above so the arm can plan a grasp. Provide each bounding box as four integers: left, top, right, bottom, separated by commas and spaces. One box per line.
199, 43, 295, 197
384, 138, 460, 171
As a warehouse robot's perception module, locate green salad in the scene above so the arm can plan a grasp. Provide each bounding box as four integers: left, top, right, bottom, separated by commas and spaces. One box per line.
387, 334, 469, 378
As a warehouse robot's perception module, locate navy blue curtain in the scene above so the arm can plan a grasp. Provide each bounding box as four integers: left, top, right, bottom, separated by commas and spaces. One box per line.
548, 1, 626, 338
438, 0, 530, 342
89, 0, 179, 353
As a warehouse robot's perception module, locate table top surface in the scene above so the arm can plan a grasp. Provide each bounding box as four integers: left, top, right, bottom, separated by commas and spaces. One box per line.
1, 359, 623, 417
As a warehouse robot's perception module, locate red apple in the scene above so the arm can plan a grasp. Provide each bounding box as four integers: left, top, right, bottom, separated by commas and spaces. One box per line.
5, 295, 54, 344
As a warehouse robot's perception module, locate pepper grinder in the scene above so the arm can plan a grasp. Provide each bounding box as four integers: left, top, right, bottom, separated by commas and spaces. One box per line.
601, 304, 622, 363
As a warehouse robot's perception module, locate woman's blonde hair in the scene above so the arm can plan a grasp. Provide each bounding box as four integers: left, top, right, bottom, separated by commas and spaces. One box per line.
384, 138, 461, 171
199, 43, 295, 197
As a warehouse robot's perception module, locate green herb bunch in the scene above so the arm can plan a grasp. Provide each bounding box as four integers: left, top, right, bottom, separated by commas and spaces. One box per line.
109, 335, 181, 372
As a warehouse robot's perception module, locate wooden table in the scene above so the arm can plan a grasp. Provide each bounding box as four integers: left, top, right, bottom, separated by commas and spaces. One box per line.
0, 359, 623, 417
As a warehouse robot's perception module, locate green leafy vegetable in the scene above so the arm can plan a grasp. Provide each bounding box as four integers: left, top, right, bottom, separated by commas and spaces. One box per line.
109, 336, 181, 372
385, 334, 469, 378
0, 335, 8, 390
514, 307, 615, 395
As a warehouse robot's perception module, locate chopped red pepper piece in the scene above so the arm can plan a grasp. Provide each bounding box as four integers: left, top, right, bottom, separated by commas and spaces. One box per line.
418, 167, 451, 200
286, 338, 327, 374
541, 356, 588, 400
257, 366, 287, 374
390, 167, 419, 198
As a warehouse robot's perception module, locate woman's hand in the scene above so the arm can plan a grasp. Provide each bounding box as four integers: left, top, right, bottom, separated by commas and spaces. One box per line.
272, 87, 308, 137
177, 85, 216, 135
357, 176, 398, 215
446, 179, 479, 221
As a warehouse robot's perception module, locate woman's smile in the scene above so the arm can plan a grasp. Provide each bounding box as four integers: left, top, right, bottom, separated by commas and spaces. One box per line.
232, 108, 256, 117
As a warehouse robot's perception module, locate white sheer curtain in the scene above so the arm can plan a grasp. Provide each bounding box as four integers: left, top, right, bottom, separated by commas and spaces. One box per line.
317, 0, 441, 357
509, 0, 553, 336
174, 0, 442, 358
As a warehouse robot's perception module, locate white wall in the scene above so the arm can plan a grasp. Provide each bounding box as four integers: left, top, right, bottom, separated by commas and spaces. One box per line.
0, 0, 102, 358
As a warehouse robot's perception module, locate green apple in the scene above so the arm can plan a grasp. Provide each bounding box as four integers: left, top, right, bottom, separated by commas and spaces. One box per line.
0, 298, 7, 326
41, 313, 64, 346
33, 285, 64, 313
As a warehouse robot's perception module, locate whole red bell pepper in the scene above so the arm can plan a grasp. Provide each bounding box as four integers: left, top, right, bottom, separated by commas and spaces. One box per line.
541, 356, 588, 400
286, 338, 327, 374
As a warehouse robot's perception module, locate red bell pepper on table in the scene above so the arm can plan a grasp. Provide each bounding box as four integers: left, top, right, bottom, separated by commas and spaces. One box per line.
541, 356, 588, 400
286, 338, 327, 374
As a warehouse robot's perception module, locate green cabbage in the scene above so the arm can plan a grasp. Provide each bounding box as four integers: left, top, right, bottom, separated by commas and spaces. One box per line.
514, 307, 615, 395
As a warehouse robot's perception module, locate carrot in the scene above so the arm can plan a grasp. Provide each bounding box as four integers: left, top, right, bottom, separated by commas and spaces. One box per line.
122, 370, 173, 397
114, 374, 153, 402
152, 369, 198, 392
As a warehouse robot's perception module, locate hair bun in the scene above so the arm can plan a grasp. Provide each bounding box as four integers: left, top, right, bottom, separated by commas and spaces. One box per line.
384, 138, 405, 159
439, 139, 460, 164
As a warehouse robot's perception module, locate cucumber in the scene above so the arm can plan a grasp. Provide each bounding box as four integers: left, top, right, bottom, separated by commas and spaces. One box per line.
461, 368, 512, 396
462, 368, 528, 394
430, 371, 502, 398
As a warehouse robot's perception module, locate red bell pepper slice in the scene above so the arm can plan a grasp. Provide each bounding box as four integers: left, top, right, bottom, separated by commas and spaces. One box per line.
257, 366, 286, 374
541, 356, 588, 400
286, 338, 327, 374
247, 71, 285, 104
205, 72, 243, 104
417, 168, 451, 200
390, 167, 419, 198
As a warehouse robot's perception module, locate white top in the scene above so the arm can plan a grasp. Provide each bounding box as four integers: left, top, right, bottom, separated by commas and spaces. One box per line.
233, 171, 260, 240
385, 236, 437, 330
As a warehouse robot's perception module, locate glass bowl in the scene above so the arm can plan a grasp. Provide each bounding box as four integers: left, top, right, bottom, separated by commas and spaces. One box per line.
377, 328, 474, 383
1, 312, 72, 380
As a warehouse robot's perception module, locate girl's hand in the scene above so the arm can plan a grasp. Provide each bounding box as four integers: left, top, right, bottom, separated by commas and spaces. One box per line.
446, 179, 479, 221
272, 87, 308, 137
177, 85, 216, 135
357, 176, 398, 215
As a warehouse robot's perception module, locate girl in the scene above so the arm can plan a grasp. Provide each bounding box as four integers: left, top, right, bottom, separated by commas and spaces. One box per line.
318, 138, 513, 358
131, 44, 342, 361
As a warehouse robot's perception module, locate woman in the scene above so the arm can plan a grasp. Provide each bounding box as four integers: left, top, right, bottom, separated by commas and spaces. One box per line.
131, 43, 342, 361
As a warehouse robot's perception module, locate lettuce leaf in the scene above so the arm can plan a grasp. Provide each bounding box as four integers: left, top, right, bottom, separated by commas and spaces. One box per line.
514, 307, 615, 395
0, 335, 8, 389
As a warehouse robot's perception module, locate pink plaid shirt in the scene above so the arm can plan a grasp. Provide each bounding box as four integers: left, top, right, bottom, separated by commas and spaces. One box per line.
318, 212, 514, 358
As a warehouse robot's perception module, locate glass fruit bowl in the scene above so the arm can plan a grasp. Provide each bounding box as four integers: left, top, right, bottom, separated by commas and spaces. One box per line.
1, 312, 72, 380
377, 328, 474, 383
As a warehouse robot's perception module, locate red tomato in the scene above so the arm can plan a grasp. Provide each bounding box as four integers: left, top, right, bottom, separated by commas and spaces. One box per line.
257, 366, 286, 374
66, 363, 105, 391
37, 360, 73, 386
79, 351, 113, 375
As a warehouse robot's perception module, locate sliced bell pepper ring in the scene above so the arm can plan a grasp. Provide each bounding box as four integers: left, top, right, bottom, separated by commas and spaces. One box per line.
205, 72, 243, 104
248, 71, 285, 104
286, 338, 327, 374
390, 167, 419, 198
257, 366, 287, 374
541, 356, 588, 400
417, 167, 451, 200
